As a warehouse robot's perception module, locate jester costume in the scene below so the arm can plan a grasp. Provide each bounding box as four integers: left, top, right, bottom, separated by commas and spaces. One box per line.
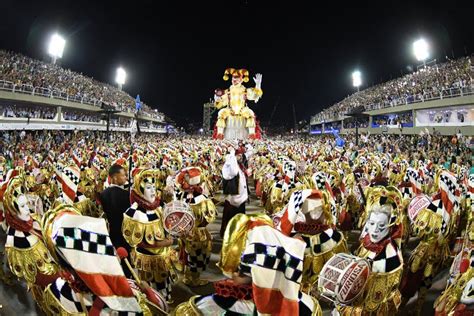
214, 68, 263, 140
274, 189, 348, 294
174, 213, 322, 315
122, 169, 176, 301
41, 203, 164, 315
337, 186, 404, 316
3, 175, 59, 311
174, 167, 217, 286
400, 169, 461, 314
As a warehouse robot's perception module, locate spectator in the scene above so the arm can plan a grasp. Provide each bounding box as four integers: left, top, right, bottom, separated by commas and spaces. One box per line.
313, 57, 473, 122
0, 50, 164, 119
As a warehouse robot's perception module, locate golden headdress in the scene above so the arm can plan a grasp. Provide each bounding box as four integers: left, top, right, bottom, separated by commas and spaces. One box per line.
41, 203, 82, 262
361, 186, 403, 229
223, 68, 250, 83
132, 169, 158, 198
3, 176, 27, 216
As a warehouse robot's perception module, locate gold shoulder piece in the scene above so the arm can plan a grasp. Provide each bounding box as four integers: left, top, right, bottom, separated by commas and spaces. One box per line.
122, 215, 165, 248
5, 240, 58, 284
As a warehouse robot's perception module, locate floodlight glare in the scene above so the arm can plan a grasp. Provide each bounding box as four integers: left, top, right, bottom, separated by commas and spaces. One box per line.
413, 38, 429, 62
48, 33, 66, 61
352, 70, 362, 88
116, 67, 126, 85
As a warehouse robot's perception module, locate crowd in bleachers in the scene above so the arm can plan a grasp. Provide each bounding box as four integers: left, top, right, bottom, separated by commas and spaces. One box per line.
110, 117, 132, 128
313, 56, 473, 122
0, 50, 163, 119
62, 109, 101, 122
372, 112, 414, 127
343, 119, 369, 129
0, 104, 56, 119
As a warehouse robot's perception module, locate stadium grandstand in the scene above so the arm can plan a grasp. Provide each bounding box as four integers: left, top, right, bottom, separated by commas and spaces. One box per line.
310, 56, 474, 135
0, 49, 168, 132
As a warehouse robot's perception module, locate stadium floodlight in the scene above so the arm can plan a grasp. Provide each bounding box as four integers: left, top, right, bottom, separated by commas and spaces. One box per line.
352, 70, 362, 91
413, 38, 429, 65
115, 67, 126, 90
48, 33, 66, 64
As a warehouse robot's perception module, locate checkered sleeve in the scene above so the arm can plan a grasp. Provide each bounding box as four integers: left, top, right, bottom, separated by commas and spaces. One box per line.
55, 227, 116, 256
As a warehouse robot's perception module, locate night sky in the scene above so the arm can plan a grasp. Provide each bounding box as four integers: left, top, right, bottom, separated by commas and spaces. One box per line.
1, 0, 473, 127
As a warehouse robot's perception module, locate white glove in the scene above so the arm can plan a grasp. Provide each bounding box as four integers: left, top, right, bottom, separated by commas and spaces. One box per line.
253, 73, 263, 89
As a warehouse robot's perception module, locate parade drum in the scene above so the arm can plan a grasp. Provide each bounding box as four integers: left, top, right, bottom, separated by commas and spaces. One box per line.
408, 194, 431, 222
163, 201, 195, 237
127, 279, 169, 314
318, 253, 370, 304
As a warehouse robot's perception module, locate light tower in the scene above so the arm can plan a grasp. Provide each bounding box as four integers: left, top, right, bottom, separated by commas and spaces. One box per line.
413, 38, 429, 67
48, 33, 66, 64
352, 70, 362, 92
115, 67, 126, 91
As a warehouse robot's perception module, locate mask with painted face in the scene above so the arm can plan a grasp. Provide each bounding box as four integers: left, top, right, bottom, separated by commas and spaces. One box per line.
3, 176, 31, 221
16, 194, 31, 221
366, 207, 390, 243
131, 169, 160, 210
143, 183, 157, 204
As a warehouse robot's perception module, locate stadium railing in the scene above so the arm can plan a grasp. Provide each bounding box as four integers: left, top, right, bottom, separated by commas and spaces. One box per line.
312, 84, 474, 123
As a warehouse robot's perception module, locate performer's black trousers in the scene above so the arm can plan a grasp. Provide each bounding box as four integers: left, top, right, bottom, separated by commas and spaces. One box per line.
220, 200, 246, 238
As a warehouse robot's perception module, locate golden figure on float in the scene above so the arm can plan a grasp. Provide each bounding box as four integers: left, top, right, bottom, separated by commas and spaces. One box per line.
213, 68, 263, 140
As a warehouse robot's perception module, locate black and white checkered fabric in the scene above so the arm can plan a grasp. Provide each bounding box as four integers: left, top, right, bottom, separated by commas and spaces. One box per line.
427, 198, 450, 235
364, 241, 402, 273
125, 205, 159, 222
298, 291, 319, 315
55, 227, 116, 256
5, 227, 39, 249
312, 172, 327, 191
51, 278, 144, 315
153, 275, 173, 302
50, 277, 88, 313
302, 228, 342, 254
440, 173, 458, 196
64, 168, 80, 186
187, 248, 211, 273
275, 180, 296, 195
240, 243, 304, 283
439, 171, 460, 214
290, 190, 305, 211
404, 167, 424, 189
283, 161, 296, 175
42, 196, 52, 212
400, 186, 414, 200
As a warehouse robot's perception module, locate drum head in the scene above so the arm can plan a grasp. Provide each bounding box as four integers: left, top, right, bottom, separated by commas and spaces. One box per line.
408, 194, 431, 222
163, 201, 195, 237
318, 253, 370, 304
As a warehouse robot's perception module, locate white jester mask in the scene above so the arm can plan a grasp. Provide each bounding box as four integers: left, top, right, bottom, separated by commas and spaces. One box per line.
143, 182, 157, 204
16, 194, 32, 221
366, 207, 390, 243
